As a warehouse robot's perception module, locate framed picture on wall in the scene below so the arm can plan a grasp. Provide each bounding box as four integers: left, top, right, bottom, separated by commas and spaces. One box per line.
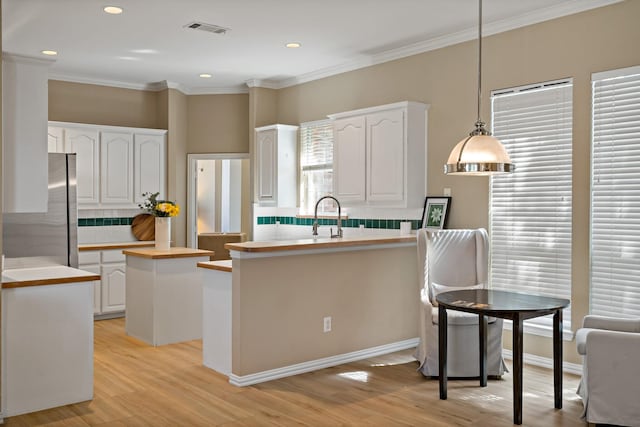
421, 196, 451, 229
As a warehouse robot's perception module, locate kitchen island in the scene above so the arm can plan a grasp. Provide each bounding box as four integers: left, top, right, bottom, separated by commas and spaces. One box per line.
2, 265, 99, 416
123, 247, 213, 346
217, 235, 419, 386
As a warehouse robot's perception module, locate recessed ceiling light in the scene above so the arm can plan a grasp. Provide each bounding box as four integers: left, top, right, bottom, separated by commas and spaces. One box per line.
286, 42, 301, 48
41, 50, 58, 56
199, 74, 212, 78
103, 6, 123, 14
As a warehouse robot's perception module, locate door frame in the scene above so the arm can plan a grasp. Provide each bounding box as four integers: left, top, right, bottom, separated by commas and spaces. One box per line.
187, 153, 250, 248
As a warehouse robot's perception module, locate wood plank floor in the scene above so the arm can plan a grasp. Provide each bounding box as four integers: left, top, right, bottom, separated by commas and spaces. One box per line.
5, 318, 589, 426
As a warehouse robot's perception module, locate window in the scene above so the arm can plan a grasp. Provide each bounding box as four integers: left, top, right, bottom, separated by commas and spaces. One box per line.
299, 120, 334, 213
490, 80, 573, 334
591, 66, 640, 319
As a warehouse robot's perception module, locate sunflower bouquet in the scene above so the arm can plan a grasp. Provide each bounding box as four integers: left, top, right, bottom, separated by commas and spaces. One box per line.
139, 192, 180, 217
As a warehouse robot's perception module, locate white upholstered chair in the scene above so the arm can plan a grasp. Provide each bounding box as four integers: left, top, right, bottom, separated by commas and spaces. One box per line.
415, 228, 506, 377
575, 315, 640, 426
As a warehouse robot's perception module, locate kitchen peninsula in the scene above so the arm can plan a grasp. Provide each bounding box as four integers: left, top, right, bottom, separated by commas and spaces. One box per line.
123, 247, 213, 346
217, 235, 419, 386
2, 266, 100, 416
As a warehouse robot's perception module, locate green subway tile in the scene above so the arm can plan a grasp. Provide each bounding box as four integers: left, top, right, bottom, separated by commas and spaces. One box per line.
87, 218, 96, 226
257, 217, 263, 225
393, 220, 400, 229
365, 219, 372, 228
104, 218, 112, 226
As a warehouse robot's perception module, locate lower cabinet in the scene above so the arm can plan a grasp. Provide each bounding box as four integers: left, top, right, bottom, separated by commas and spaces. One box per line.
101, 263, 126, 313
79, 249, 127, 317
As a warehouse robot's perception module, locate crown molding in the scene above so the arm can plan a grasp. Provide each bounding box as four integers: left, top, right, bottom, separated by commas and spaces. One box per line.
245, 79, 281, 90
2, 52, 56, 66
274, 0, 623, 89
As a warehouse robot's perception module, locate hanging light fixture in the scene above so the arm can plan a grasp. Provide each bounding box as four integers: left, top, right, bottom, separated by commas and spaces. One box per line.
444, 0, 514, 176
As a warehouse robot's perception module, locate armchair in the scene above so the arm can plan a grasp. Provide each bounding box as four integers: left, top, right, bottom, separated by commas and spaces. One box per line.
575, 315, 640, 426
415, 228, 506, 377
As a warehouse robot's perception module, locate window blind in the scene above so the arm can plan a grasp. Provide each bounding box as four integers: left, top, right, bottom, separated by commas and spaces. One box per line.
490, 81, 573, 330
299, 120, 334, 213
591, 66, 640, 319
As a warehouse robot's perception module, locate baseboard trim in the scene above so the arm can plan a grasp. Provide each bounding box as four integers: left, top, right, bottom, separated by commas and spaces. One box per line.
502, 349, 582, 376
229, 337, 420, 387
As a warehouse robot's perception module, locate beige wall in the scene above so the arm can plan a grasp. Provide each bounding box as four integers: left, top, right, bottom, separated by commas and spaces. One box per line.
273, 0, 640, 364
48, 80, 161, 129
231, 245, 418, 376
187, 94, 249, 153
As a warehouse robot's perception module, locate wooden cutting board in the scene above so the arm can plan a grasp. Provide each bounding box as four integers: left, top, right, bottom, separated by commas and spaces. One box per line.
131, 213, 155, 241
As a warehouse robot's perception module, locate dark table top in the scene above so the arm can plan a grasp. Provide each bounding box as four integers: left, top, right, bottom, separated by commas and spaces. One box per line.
436, 289, 570, 316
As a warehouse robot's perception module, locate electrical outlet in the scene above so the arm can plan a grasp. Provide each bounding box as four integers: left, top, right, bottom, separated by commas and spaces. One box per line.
444, 187, 452, 197
323, 316, 332, 333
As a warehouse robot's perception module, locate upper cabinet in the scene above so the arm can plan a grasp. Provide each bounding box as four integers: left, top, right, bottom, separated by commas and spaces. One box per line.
255, 124, 298, 207
49, 122, 166, 209
329, 101, 428, 208
2, 54, 54, 213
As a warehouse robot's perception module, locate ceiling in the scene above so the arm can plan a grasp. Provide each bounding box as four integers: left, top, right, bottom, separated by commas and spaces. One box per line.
2, 0, 620, 94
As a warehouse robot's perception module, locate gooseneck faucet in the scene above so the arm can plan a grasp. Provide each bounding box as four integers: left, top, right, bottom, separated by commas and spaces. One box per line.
312, 195, 343, 238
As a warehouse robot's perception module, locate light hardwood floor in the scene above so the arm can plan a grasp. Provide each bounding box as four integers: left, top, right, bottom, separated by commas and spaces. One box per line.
5, 318, 588, 426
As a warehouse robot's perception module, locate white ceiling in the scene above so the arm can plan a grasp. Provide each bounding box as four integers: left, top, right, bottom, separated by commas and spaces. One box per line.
2, 0, 620, 94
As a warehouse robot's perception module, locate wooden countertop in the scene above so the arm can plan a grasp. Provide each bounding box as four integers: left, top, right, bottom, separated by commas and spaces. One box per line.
2, 266, 101, 289
197, 260, 232, 272
79, 241, 155, 251
123, 247, 214, 259
225, 234, 416, 253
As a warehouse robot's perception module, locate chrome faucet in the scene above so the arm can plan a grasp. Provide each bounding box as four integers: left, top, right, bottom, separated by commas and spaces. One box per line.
312, 195, 343, 238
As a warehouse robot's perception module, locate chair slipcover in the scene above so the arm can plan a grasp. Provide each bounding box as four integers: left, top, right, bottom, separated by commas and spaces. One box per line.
415, 228, 507, 377
576, 315, 640, 426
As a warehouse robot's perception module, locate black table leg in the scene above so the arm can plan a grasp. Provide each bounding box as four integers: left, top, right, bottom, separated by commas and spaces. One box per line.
553, 309, 563, 409
513, 314, 523, 425
479, 313, 487, 387
439, 305, 447, 400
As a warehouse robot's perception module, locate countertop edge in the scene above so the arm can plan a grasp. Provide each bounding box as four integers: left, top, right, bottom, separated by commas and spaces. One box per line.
225, 235, 416, 253
3, 274, 101, 289
123, 248, 215, 259
197, 261, 232, 272
79, 242, 155, 251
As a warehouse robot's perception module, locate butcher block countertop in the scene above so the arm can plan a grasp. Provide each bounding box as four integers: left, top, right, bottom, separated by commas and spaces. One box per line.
197, 260, 232, 272
123, 247, 214, 259
79, 241, 155, 251
225, 234, 416, 253
2, 266, 101, 289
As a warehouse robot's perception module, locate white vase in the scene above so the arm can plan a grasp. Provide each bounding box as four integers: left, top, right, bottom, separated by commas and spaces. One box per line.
155, 216, 171, 250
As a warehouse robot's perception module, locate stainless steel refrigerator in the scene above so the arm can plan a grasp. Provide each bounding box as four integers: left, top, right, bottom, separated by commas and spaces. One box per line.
3, 153, 78, 268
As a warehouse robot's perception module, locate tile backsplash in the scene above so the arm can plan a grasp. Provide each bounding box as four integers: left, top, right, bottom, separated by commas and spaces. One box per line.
77, 209, 141, 244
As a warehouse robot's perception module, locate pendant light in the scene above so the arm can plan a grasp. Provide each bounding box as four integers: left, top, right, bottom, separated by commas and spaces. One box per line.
444, 0, 514, 175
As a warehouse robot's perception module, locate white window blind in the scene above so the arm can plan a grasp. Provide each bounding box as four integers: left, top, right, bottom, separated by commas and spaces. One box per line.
299, 120, 334, 213
591, 66, 640, 319
490, 80, 573, 331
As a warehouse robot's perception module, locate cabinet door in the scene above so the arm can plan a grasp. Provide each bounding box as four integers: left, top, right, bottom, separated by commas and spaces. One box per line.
333, 117, 366, 203
101, 132, 134, 205
101, 264, 126, 313
255, 128, 277, 203
134, 133, 166, 203
366, 109, 405, 203
66, 128, 100, 205
48, 127, 65, 153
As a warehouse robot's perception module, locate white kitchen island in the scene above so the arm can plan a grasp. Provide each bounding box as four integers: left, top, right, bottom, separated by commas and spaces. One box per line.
2, 265, 100, 417
123, 247, 213, 346
220, 235, 419, 386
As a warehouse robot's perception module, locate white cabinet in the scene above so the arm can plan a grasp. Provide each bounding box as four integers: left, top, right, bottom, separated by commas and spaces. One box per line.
101, 264, 126, 313
79, 249, 127, 316
134, 133, 166, 203
48, 122, 166, 208
2, 54, 53, 213
101, 132, 134, 204
329, 101, 428, 208
333, 117, 366, 203
255, 124, 298, 207
65, 128, 101, 204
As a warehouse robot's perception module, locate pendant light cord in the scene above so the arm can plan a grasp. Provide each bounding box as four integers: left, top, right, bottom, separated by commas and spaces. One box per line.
477, 0, 482, 125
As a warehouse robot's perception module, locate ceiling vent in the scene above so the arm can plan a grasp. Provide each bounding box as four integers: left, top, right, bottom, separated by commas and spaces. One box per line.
184, 21, 229, 35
